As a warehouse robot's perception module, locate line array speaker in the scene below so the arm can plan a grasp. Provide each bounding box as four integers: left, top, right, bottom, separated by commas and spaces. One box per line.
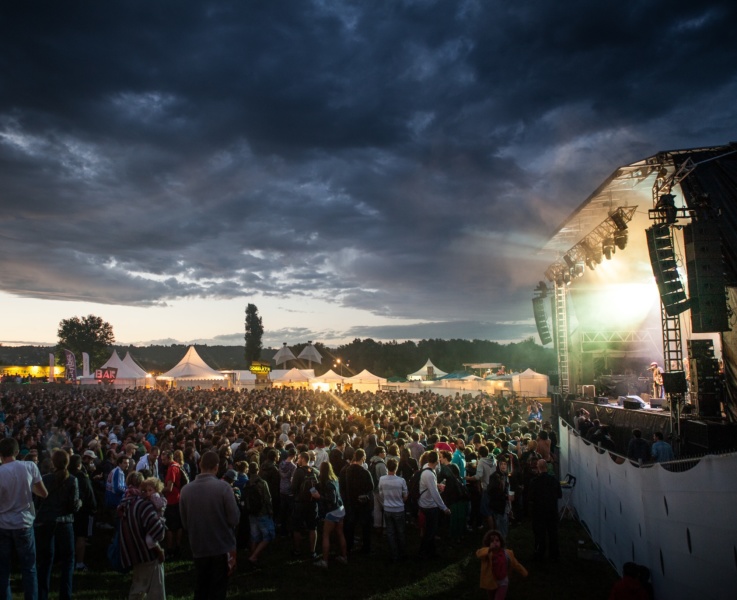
532, 296, 553, 345
646, 224, 690, 316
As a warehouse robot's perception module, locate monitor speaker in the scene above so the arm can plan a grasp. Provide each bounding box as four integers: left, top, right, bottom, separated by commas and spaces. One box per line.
662, 371, 688, 394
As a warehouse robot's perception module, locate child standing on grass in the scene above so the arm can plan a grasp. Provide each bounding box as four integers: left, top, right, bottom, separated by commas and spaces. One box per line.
140, 477, 167, 562
476, 529, 527, 599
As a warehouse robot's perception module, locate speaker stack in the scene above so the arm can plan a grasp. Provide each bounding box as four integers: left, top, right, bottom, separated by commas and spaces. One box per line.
646, 224, 690, 316
532, 296, 553, 345
684, 221, 728, 333
687, 339, 722, 418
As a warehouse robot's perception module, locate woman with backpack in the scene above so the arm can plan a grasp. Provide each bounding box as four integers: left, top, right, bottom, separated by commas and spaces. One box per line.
314, 462, 347, 568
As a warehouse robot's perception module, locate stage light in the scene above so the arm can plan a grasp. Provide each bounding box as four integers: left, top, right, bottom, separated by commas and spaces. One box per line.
585, 256, 597, 271
614, 229, 628, 250
563, 254, 576, 269
562, 270, 571, 284
573, 263, 585, 278
602, 237, 615, 260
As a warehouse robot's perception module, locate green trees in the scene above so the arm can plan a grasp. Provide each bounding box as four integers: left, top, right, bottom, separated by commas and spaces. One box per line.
244, 303, 264, 366
57, 315, 115, 369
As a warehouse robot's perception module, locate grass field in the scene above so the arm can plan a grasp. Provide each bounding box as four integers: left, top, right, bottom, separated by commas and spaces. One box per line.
9, 515, 618, 599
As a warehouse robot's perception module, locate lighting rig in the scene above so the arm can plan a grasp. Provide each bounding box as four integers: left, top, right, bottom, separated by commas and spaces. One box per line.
543, 206, 637, 287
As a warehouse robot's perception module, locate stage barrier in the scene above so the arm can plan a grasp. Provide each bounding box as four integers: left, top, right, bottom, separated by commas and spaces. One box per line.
559, 419, 737, 600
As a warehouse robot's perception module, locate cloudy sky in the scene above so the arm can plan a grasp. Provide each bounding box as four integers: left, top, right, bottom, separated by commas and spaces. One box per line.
1, 1, 736, 348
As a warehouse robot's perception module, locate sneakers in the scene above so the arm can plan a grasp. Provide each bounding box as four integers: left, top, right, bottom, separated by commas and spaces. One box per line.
313, 559, 328, 568
334, 556, 348, 565
75, 563, 89, 572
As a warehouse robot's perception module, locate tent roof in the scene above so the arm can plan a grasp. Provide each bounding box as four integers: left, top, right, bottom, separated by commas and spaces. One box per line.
271, 367, 311, 382
297, 344, 322, 364
157, 346, 225, 380
346, 369, 387, 383
122, 352, 149, 378
514, 368, 548, 379
310, 369, 345, 383
273, 344, 297, 366
407, 359, 448, 379
80, 350, 143, 381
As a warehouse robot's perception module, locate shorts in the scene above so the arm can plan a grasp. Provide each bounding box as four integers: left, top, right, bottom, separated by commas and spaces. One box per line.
249, 515, 276, 543
324, 506, 346, 523
164, 503, 182, 532
290, 501, 318, 532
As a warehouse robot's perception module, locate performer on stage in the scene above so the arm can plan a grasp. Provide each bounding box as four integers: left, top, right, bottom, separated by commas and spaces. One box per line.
648, 362, 665, 399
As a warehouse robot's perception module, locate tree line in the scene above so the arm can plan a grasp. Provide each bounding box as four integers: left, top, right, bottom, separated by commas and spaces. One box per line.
1, 337, 556, 379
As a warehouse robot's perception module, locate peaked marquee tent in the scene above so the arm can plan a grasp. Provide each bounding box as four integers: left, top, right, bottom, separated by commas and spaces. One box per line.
157, 346, 225, 386
79, 350, 151, 389
345, 369, 387, 392
271, 368, 312, 387
407, 359, 448, 381
511, 368, 549, 397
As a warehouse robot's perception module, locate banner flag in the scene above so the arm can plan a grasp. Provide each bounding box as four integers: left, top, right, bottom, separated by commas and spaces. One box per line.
82, 352, 90, 377
49, 353, 55, 383
64, 349, 77, 381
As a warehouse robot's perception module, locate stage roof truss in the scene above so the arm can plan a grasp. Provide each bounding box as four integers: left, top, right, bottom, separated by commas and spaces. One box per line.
544, 206, 637, 285
580, 330, 657, 354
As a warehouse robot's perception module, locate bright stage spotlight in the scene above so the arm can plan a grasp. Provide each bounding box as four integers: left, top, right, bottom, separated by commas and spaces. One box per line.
614, 229, 628, 250
602, 237, 615, 260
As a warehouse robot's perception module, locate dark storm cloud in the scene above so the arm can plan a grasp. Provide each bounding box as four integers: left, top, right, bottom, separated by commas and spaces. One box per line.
1, 0, 736, 342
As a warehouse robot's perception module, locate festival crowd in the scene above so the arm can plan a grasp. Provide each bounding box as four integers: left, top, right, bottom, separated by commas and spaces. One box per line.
0, 385, 648, 599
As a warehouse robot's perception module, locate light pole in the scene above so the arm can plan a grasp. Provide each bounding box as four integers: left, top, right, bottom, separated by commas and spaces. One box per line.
333, 358, 350, 376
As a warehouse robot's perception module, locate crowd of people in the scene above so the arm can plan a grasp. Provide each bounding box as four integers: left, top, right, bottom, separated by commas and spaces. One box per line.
572, 408, 676, 464
0, 384, 621, 599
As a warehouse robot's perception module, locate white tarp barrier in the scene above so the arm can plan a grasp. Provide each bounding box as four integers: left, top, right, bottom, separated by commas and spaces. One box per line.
560, 420, 737, 600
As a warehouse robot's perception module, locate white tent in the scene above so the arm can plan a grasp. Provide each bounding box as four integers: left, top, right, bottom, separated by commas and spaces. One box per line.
220, 370, 257, 388
122, 352, 153, 378
407, 359, 448, 381
271, 367, 312, 387
345, 369, 387, 392
511, 368, 549, 397
309, 369, 346, 391
80, 350, 150, 389
157, 346, 226, 386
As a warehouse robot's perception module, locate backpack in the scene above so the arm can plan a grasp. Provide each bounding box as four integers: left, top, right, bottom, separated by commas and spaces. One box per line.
177, 465, 189, 488
244, 480, 263, 515
318, 481, 340, 518
298, 466, 319, 502
368, 458, 385, 487
407, 467, 434, 516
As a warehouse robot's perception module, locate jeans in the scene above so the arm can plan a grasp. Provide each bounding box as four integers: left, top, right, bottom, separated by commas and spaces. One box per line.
0, 527, 37, 600
383, 511, 406, 560
491, 511, 509, 541
419, 507, 440, 558
193, 554, 228, 600
35, 522, 74, 600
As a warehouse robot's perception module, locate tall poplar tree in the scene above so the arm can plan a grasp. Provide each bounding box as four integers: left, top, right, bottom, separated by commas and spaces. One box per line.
244, 303, 264, 365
